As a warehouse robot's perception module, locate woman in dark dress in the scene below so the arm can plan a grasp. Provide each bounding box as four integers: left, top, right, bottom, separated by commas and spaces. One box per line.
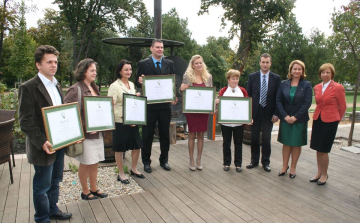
276, 60, 312, 179
108, 60, 145, 184
310, 63, 346, 185
179, 55, 213, 171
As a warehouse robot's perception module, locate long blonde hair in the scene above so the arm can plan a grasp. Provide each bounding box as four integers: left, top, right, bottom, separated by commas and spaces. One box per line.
184, 55, 210, 83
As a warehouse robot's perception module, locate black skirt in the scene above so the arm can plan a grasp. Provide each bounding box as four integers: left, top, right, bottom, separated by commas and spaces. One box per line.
310, 115, 339, 153
112, 123, 143, 152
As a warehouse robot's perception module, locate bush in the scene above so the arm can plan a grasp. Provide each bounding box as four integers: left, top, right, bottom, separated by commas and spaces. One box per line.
0, 89, 26, 144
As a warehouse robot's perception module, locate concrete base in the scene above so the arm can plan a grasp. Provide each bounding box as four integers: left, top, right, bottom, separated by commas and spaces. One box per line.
341, 146, 360, 154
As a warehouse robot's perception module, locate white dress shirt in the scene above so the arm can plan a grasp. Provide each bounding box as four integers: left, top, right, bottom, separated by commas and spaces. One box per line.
38, 72, 62, 106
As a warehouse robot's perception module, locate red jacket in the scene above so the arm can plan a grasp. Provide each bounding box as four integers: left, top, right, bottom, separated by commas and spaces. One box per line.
313, 81, 346, 122
218, 86, 249, 97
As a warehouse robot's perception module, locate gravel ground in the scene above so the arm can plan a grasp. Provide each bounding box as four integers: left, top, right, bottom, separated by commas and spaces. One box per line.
59, 167, 144, 205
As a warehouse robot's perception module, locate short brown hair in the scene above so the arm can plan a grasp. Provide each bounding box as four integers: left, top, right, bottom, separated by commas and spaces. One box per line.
74, 58, 97, 81
34, 45, 59, 66
151, 39, 163, 47
260, 53, 271, 61
318, 63, 335, 80
287, 60, 307, 79
225, 69, 241, 79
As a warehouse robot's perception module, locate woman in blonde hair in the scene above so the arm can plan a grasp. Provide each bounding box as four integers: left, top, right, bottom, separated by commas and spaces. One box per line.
179, 55, 213, 171
276, 60, 312, 179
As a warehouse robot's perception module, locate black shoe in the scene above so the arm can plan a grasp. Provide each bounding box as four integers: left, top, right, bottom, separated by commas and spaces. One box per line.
317, 176, 328, 185
90, 189, 108, 198
289, 173, 296, 179
310, 177, 320, 182
50, 210, 72, 220
236, 167, 242, 172
246, 163, 258, 169
130, 170, 145, 178
160, 163, 171, 171
144, 164, 152, 173
81, 192, 99, 200
278, 166, 289, 176
117, 175, 130, 184
223, 166, 230, 171
263, 165, 271, 172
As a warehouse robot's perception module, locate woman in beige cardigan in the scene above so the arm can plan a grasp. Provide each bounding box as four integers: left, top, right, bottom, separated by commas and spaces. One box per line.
108, 60, 145, 184
179, 55, 213, 171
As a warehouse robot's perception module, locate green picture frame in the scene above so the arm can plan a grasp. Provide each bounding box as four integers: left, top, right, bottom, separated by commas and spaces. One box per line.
218, 96, 252, 124
122, 93, 147, 125
41, 102, 85, 151
142, 75, 176, 104
182, 86, 216, 114
83, 96, 115, 132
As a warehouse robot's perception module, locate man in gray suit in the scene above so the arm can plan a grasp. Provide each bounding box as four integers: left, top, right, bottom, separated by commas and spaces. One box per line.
18, 45, 72, 223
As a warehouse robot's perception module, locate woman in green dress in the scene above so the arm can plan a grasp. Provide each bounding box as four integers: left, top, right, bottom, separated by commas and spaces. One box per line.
276, 60, 312, 179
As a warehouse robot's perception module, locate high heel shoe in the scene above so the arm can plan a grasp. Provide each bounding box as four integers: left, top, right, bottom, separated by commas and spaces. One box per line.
309, 176, 320, 182
81, 192, 98, 200
130, 170, 145, 179
278, 166, 289, 176
196, 160, 203, 170
189, 160, 196, 171
117, 175, 130, 184
289, 173, 296, 179
317, 176, 328, 185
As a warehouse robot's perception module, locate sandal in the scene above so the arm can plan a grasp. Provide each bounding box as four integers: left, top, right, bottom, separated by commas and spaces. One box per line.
81, 192, 98, 200
223, 166, 230, 171
90, 189, 108, 198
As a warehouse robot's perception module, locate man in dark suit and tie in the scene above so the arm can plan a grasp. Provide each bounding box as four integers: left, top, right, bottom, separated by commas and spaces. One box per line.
246, 53, 281, 172
135, 39, 177, 173
18, 45, 72, 223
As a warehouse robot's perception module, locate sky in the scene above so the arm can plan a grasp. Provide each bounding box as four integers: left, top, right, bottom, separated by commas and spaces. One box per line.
25, 0, 350, 49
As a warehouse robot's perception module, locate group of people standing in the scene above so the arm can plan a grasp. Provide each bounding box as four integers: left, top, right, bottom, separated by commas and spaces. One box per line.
18, 41, 346, 223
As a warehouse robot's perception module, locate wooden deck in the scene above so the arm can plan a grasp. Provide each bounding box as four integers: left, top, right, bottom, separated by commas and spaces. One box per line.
1, 124, 360, 223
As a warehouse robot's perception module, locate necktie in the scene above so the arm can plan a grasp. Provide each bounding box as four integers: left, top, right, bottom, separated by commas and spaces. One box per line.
260, 75, 267, 107
156, 61, 161, 74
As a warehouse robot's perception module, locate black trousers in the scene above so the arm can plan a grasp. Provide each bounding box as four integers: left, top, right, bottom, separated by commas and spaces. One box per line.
141, 108, 171, 165
251, 106, 273, 165
221, 125, 244, 167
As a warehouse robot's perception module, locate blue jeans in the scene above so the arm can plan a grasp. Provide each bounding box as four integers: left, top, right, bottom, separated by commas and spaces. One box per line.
33, 149, 64, 223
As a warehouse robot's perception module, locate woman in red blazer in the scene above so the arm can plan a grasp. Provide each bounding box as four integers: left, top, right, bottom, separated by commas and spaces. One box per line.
218, 69, 249, 172
310, 63, 346, 185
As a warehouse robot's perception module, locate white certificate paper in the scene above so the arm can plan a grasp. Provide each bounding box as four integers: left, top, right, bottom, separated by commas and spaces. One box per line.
144, 79, 174, 101
86, 101, 113, 128
125, 98, 146, 122
47, 107, 82, 145
184, 89, 214, 111
220, 100, 249, 120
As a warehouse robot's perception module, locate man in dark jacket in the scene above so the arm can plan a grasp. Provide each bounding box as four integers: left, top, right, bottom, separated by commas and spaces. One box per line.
246, 53, 281, 172
18, 45, 72, 223
135, 39, 176, 173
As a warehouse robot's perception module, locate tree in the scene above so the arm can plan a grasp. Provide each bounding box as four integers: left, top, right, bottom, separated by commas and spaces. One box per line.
8, 0, 36, 83
0, 0, 17, 62
54, 0, 147, 74
199, 0, 294, 73
198, 36, 233, 89
331, 1, 360, 146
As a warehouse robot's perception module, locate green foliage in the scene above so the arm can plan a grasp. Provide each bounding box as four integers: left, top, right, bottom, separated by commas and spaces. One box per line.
198, 36, 234, 89
199, 0, 295, 72
8, 1, 36, 82
68, 163, 78, 173
0, 82, 6, 93
114, 165, 130, 174
0, 89, 25, 143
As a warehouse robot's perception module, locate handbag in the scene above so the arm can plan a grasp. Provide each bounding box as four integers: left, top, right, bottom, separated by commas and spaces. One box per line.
66, 85, 84, 157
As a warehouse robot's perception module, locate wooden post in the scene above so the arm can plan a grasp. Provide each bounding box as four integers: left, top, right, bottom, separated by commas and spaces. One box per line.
169, 121, 176, 144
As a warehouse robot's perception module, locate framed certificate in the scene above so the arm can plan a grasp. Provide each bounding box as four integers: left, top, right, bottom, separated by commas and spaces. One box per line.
218, 96, 252, 124
83, 96, 115, 132
142, 75, 176, 104
41, 102, 85, 151
122, 93, 147, 125
182, 86, 216, 114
